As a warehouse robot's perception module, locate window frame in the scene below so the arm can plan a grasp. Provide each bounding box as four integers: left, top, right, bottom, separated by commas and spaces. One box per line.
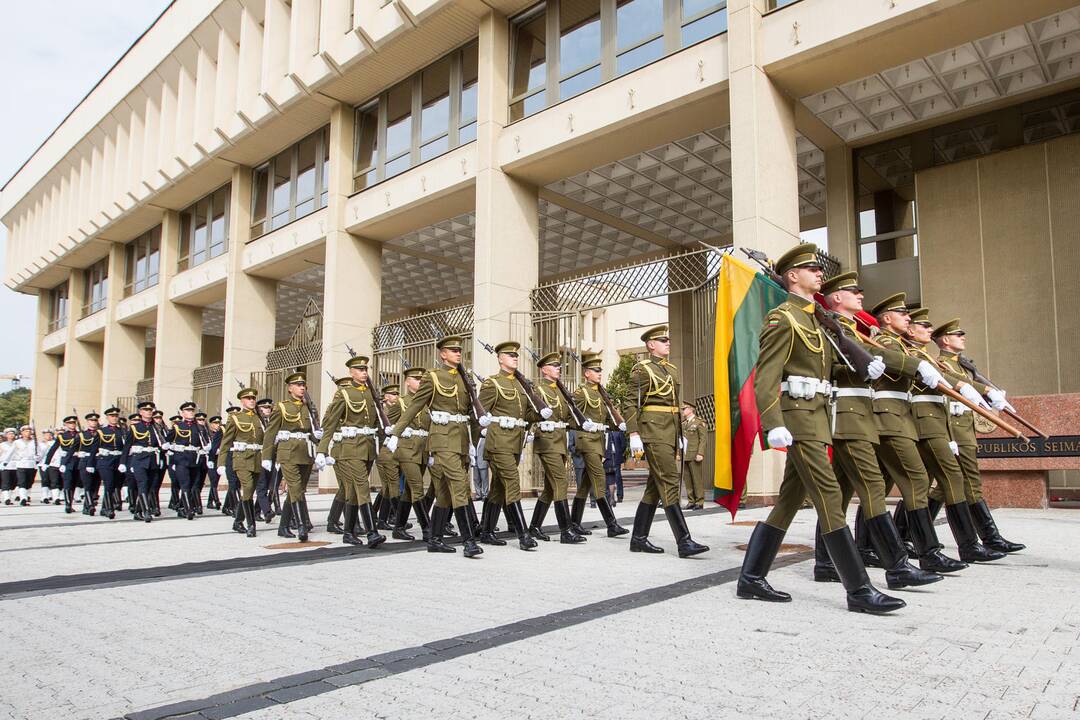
124, 226, 162, 297
48, 282, 69, 333
179, 184, 232, 270
250, 127, 330, 239
81, 258, 109, 318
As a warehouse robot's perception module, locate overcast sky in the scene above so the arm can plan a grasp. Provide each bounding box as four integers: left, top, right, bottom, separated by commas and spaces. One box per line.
0, 1, 172, 389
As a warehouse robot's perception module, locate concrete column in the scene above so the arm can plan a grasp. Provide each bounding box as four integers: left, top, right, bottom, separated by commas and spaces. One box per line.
65, 270, 104, 415
728, 0, 799, 503
30, 293, 60, 427
153, 211, 203, 412
221, 165, 276, 392
825, 144, 859, 271
101, 243, 146, 408
473, 11, 539, 376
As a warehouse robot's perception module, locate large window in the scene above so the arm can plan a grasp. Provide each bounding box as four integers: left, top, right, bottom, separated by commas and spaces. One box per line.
510, 0, 727, 121
48, 283, 69, 333
124, 226, 161, 296
179, 185, 230, 270
353, 42, 479, 192
82, 259, 108, 318
251, 127, 330, 239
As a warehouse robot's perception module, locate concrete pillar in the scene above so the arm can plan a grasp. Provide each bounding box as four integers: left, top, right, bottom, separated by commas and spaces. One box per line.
65, 270, 104, 415
153, 211, 203, 412
101, 243, 146, 408
30, 293, 60, 427
728, 0, 800, 503
825, 145, 858, 271
473, 11, 539, 376
221, 165, 276, 392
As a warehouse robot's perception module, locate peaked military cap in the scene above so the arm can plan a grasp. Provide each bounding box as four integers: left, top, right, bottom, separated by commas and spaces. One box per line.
821, 271, 861, 295
103, 407, 120, 416
871, 292, 908, 316
137, 401, 156, 411
581, 352, 603, 370
381, 384, 400, 395
494, 341, 520, 354
285, 372, 306, 385
682, 401, 696, 410
345, 355, 369, 369
536, 351, 561, 367
774, 242, 821, 275
84, 411, 100, 421
226, 405, 241, 413
152, 410, 164, 418
403, 367, 425, 379
437, 335, 463, 350
236, 387, 258, 400
908, 307, 931, 325
169, 415, 182, 423
3, 427, 14, 434
63, 415, 78, 423
932, 318, 965, 339
640, 325, 669, 343
208, 415, 221, 424
256, 398, 274, 407
194, 412, 208, 420
335, 376, 353, 388
179, 401, 197, 411
127, 413, 139, 421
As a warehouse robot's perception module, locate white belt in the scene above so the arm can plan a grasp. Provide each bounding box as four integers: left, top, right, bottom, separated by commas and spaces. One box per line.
874, 391, 912, 402
949, 402, 970, 416
911, 395, 945, 404
129, 446, 157, 454
834, 388, 874, 399
338, 426, 377, 439
73, 452, 90, 458
538, 421, 569, 432
402, 428, 429, 438
96, 449, 122, 456
171, 445, 199, 452
276, 431, 309, 441
232, 442, 261, 452
430, 411, 469, 425
780, 376, 832, 400
491, 415, 529, 429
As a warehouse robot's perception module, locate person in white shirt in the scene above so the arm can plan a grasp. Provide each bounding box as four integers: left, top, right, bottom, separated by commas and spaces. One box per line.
38, 429, 63, 503
6, 426, 43, 506
0, 428, 17, 505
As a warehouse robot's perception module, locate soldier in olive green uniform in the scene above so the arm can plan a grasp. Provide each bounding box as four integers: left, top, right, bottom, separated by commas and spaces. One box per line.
621, 325, 709, 559
680, 402, 707, 510
217, 387, 265, 538
904, 311, 1004, 564
931, 320, 1025, 553
375, 384, 403, 531
569, 353, 628, 538
812, 273, 941, 589
261, 372, 319, 543
315, 356, 386, 549
389, 336, 482, 557
737, 244, 903, 614
389, 367, 432, 541
477, 341, 546, 551
526, 352, 585, 544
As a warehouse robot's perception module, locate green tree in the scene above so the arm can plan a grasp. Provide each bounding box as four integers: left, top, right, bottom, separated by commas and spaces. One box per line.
604, 354, 637, 408
0, 388, 31, 431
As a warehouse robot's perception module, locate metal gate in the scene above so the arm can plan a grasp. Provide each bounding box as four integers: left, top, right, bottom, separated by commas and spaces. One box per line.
261, 298, 324, 404
192, 362, 223, 417
372, 303, 474, 386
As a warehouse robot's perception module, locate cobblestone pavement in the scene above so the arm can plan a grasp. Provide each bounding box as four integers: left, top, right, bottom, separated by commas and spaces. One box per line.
0, 492, 1075, 720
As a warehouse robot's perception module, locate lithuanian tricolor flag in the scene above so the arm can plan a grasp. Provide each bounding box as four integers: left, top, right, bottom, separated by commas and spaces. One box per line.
713, 254, 787, 518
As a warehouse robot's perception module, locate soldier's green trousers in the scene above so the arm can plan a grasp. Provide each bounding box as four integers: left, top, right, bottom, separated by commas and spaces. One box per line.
928, 443, 982, 504
237, 468, 259, 502
280, 462, 312, 503
764, 441, 846, 533
336, 459, 374, 506
536, 452, 569, 503
876, 435, 930, 510
683, 460, 704, 506
377, 456, 400, 499
575, 451, 605, 500
641, 442, 681, 507
486, 452, 523, 507
399, 461, 425, 503
918, 438, 967, 506
430, 451, 470, 509
832, 439, 889, 519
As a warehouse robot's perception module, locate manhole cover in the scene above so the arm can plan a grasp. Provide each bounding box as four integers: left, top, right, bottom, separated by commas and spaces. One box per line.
263, 541, 331, 550
734, 543, 812, 554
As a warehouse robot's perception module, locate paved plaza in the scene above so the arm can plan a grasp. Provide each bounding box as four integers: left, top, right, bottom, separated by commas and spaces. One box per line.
0, 492, 1076, 720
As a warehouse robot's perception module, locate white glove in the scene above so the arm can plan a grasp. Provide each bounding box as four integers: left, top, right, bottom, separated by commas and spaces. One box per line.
118, 464, 127, 474
478, 413, 492, 428
314, 453, 327, 469
629, 434, 644, 456
581, 420, 599, 432
469, 444, 476, 461
766, 427, 794, 449
539, 421, 555, 432
385, 436, 398, 454
959, 383, 988, 408
313, 429, 324, 440
986, 388, 1014, 412
867, 356, 886, 380
261, 459, 273, 472
480, 428, 487, 437
540, 407, 553, 420
916, 361, 944, 389
60, 465, 66, 473
428, 455, 435, 467
384, 425, 394, 436
87, 466, 95, 474
274, 463, 281, 471
325, 456, 335, 466
402, 427, 413, 438
206, 461, 214, 469
948, 440, 959, 455
217, 466, 227, 477
618, 422, 627, 432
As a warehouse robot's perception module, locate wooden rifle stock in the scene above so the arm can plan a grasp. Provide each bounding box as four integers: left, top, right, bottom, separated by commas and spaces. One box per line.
956, 356, 1049, 439
595, 384, 625, 428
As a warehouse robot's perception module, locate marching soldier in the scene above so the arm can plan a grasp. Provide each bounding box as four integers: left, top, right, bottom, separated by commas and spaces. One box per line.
77, 412, 101, 516
119, 401, 162, 522
322, 376, 354, 536
93, 408, 125, 519
218, 388, 264, 537
736, 244, 901, 613
389, 335, 483, 557
388, 369, 432, 541
0, 429, 15, 505
205, 415, 223, 510
621, 326, 708, 558
314, 359, 384, 548
527, 351, 585, 544
5, 426, 42, 506
568, 353, 628, 538
262, 373, 321, 543
813, 273, 942, 590
680, 402, 707, 510
930, 319, 1024, 553
38, 428, 62, 504
123, 413, 140, 513
45, 416, 80, 512
192, 411, 210, 515
375, 384, 403, 531
904, 309, 1004, 564
477, 341, 544, 551
167, 402, 205, 520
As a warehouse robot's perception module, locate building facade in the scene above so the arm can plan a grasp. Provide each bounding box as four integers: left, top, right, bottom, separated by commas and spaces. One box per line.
4, 0, 1080, 498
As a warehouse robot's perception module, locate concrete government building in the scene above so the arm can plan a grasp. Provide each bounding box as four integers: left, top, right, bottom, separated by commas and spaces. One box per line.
3, 0, 1079, 499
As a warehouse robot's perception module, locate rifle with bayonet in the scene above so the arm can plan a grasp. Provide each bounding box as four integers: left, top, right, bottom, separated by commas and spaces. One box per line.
476, 338, 550, 416
522, 347, 588, 427
955, 356, 1048, 439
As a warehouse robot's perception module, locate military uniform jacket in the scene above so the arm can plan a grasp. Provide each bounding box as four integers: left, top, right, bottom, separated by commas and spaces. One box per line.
166, 420, 204, 466
480, 373, 539, 457
377, 400, 398, 468
534, 381, 578, 457
754, 293, 832, 444
621, 356, 682, 448
76, 429, 99, 465
937, 351, 989, 447
389, 394, 430, 464
317, 383, 377, 462
870, 329, 922, 441
44, 431, 78, 466
93, 424, 124, 464
392, 365, 476, 455
218, 410, 264, 473
119, 420, 162, 467
573, 382, 611, 454
832, 317, 920, 443
682, 416, 707, 457
907, 343, 985, 442
262, 398, 314, 465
